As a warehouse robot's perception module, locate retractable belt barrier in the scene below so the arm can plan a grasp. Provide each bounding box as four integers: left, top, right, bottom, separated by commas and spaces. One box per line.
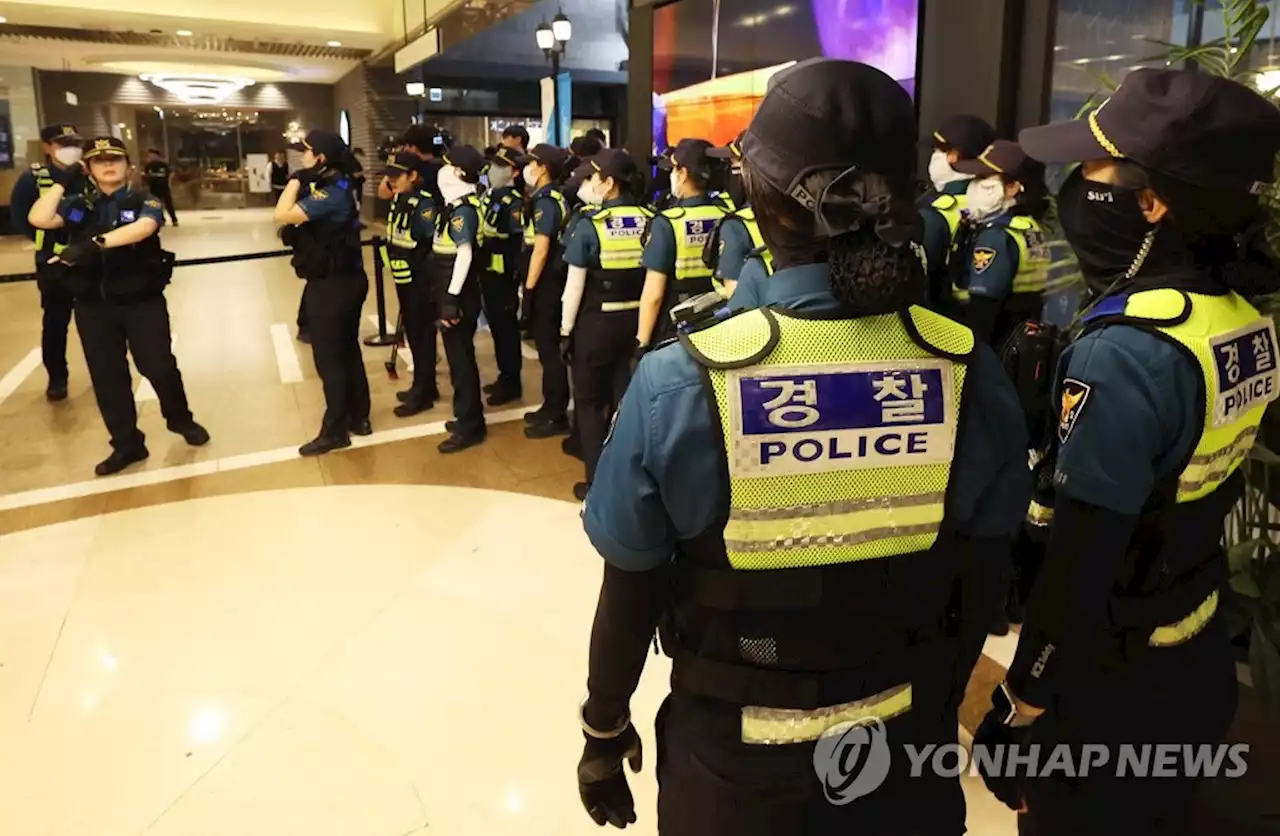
0, 236, 401, 347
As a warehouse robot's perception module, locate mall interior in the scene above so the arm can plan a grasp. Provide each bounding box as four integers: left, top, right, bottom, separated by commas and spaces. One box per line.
0, 0, 1279, 833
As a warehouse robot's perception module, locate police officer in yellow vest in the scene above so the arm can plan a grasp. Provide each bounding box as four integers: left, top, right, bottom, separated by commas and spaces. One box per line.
560, 149, 653, 502
478, 146, 525, 406
383, 152, 440, 417
919, 115, 996, 303
635, 138, 728, 355
432, 145, 488, 453
948, 140, 1053, 347
973, 69, 1280, 835
576, 59, 1031, 835
8, 124, 86, 401
704, 132, 772, 299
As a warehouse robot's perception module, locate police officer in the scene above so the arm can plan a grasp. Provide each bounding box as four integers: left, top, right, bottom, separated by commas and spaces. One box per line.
515, 144, 573, 438
565, 135, 604, 205
919, 115, 997, 303
576, 59, 1031, 835
974, 69, 1280, 835
431, 145, 488, 453
478, 146, 525, 407
635, 138, 728, 355
275, 130, 371, 456
8, 123, 85, 400
144, 149, 179, 227
704, 132, 771, 297
947, 140, 1053, 347
27, 136, 209, 476
560, 149, 652, 501
383, 152, 440, 417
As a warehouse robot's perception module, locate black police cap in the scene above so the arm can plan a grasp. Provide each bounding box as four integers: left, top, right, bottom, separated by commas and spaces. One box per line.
41, 124, 82, 144
929, 115, 997, 160
83, 136, 128, 161
657, 138, 715, 175
487, 146, 522, 169
1020, 68, 1280, 195
740, 58, 917, 202
952, 139, 1045, 185
706, 131, 745, 160
385, 151, 429, 178
514, 143, 569, 175
442, 144, 485, 180
587, 148, 639, 184
289, 130, 348, 164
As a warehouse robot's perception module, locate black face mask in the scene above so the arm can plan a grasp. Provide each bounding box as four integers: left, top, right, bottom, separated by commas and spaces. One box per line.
1056, 168, 1159, 293
727, 170, 747, 208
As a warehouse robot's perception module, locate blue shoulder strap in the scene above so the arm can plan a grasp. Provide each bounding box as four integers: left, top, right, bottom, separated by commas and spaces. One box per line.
1082, 293, 1130, 323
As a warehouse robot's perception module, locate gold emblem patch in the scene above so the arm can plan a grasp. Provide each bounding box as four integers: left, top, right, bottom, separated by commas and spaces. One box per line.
1058, 379, 1092, 444
972, 247, 997, 274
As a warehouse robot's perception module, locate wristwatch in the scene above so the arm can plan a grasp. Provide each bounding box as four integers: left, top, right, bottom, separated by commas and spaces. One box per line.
91, 235, 107, 249
578, 695, 630, 740
992, 681, 1038, 728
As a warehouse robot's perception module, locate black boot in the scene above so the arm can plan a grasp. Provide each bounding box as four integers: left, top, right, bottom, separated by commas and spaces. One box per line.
438, 429, 485, 454
486, 385, 523, 407
349, 418, 373, 436
525, 416, 570, 439
573, 482, 590, 501
299, 433, 351, 457
169, 421, 211, 446
95, 446, 149, 477
46, 379, 68, 402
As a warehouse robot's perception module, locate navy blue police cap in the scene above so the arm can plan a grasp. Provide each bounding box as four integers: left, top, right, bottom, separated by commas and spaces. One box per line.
442, 144, 485, 180
927, 115, 997, 159
658, 138, 716, 176
41, 124, 82, 144
290, 130, 348, 164
953, 139, 1045, 185
1020, 68, 1280, 195
83, 136, 128, 161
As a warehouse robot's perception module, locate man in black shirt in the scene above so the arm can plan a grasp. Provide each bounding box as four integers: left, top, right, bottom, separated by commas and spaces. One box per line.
270, 151, 290, 202
144, 149, 179, 226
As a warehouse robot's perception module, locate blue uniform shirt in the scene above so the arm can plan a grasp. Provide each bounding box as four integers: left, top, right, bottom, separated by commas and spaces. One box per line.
409, 189, 438, 243
963, 221, 1021, 300
58, 186, 166, 230
486, 185, 522, 241
584, 261, 1033, 571
298, 180, 355, 224
446, 201, 480, 247
641, 194, 718, 276
9, 167, 42, 242
564, 197, 633, 268
919, 179, 968, 277
728, 256, 771, 311
531, 186, 565, 239
714, 216, 755, 282
1054, 323, 1201, 515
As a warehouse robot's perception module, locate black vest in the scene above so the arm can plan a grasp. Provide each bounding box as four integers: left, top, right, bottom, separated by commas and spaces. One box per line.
63, 190, 172, 302
289, 171, 362, 280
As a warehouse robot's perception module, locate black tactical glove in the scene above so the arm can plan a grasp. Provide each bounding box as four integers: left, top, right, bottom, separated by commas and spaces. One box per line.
560, 334, 574, 365
439, 293, 462, 328
519, 285, 536, 329
56, 237, 104, 268
629, 341, 650, 376
973, 704, 1033, 811
578, 724, 642, 829
49, 161, 84, 188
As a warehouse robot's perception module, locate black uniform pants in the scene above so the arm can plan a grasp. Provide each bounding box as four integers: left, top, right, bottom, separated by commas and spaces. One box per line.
571, 309, 638, 483
74, 294, 193, 451
532, 262, 570, 420
394, 280, 439, 401
39, 277, 74, 384
480, 261, 522, 393
1017, 618, 1238, 836
440, 281, 485, 437
655, 693, 966, 836
151, 187, 178, 225
303, 274, 370, 437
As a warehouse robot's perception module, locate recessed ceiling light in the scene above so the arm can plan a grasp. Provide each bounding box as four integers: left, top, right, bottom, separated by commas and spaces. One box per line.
0, 16, 9, 23
327, 40, 342, 47
176, 29, 193, 36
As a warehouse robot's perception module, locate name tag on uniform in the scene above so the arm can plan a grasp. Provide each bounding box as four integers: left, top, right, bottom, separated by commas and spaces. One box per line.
726, 360, 957, 478
1211, 320, 1280, 427
120, 209, 137, 222
683, 218, 715, 247
604, 216, 643, 238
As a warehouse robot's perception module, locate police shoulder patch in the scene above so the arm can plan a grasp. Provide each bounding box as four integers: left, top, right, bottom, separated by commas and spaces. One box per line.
1057, 378, 1091, 444
312, 188, 328, 200
422, 207, 435, 220
145, 198, 162, 209
972, 246, 997, 274
535, 209, 544, 222
451, 215, 464, 230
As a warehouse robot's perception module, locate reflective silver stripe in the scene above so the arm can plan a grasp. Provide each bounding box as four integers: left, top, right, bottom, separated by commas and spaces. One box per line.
1179, 426, 1258, 493
730, 491, 946, 523
741, 682, 912, 745
1187, 425, 1258, 466
600, 301, 641, 312
724, 522, 941, 554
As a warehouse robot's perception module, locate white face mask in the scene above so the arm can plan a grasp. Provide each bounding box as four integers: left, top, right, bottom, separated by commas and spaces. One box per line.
438, 166, 474, 204
965, 177, 1014, 223
522, 163, 541, 187
578, 177, 607, 206
488, 165, 514, 190
928, 150, 971, 192
54, 146, 83, 167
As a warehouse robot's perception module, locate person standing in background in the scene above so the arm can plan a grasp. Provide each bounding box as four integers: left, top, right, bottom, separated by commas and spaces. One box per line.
144, 149, 179, 227
478, 146, 526, 407
270, 151, 290, 203
8, 123, 85, 401
351, 147, 368, 219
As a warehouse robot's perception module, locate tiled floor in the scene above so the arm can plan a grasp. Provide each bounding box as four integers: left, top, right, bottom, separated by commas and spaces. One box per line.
0, 486, 1017, 835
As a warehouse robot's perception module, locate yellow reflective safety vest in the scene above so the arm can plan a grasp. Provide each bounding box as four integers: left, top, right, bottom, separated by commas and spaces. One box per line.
684, 305, 973, 568
711, 190, 737, 212
432, 194, 482, 257
930, 193, 966, 251
31, 163, 69, 258
952, 215, 1051, 305
385, 192, 433, 284
522, 187, 569, 248
583, 204, 652, 314
480, 185, 520, 275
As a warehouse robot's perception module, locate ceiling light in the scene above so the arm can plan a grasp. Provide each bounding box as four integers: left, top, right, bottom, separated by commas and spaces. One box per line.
406, 81, 425, 96
139, 73, 254, 103
176, 29, 193, 36
327, 40, 342, 47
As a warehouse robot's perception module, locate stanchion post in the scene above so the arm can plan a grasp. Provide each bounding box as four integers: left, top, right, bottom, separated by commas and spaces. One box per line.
364, 236, 397, 347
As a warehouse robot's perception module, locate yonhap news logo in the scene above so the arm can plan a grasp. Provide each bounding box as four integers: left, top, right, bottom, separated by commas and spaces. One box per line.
812, 723, 1250, 804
